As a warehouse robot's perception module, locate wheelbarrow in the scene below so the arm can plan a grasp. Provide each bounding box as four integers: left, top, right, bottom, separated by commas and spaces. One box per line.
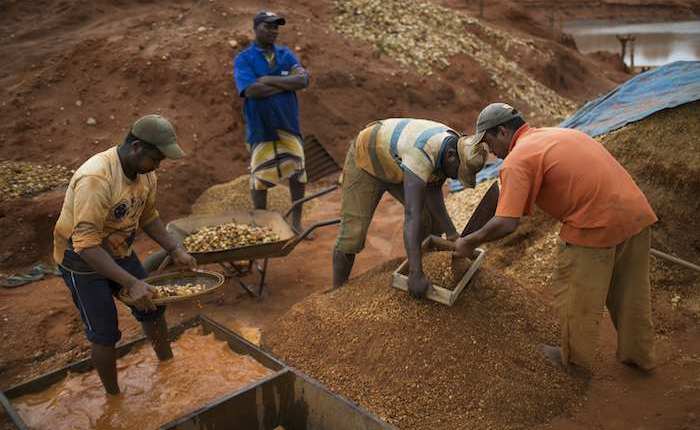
144, 185, 341, 298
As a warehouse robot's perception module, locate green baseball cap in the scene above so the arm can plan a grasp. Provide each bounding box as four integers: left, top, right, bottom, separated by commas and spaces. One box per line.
472, 102, 523, 145
131, 114, 185, 160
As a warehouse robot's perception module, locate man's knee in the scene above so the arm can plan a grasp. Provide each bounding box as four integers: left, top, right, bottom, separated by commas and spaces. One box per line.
335, 217, 369, 254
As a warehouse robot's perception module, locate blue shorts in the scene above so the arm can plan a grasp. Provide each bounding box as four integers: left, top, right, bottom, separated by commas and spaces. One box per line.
59, 253, 165, 346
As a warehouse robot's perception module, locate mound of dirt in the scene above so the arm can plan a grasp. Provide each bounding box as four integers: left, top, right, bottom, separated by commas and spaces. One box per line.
265, 259, 586, 429
516, 0, 700, 22
0, 190, 64, 269
333, 0, 576, 119
601, 101, 700, 264
0, 162, 72, 203
191, 174, 316, 218
587, 51, 628, 73
446, 178, 498, 231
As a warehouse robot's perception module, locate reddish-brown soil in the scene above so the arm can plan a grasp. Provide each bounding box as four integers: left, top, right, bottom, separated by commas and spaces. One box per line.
0, 0, 625, 271
2, 182, 699, 430
1, 0, 699, 429
266, 260, 587, 430
519, 0, 700, 22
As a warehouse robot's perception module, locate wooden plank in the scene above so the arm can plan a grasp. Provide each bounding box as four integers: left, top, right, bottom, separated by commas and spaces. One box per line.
446, 248, 486, 305
461, 182, 499, 237
391, 236, 486, 306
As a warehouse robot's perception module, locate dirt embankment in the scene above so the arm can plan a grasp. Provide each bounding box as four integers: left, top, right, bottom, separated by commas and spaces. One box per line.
601, 101, 700, 265
504, 0, 700, 22
0, 0, 621, 270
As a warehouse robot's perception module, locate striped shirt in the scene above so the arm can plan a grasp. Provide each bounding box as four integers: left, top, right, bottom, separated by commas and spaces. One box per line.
354, 118, 458, 184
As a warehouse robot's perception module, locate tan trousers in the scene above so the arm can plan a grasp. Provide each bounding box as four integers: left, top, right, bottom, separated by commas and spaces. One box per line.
553, 227, 656, 370
335, 142, 437, 254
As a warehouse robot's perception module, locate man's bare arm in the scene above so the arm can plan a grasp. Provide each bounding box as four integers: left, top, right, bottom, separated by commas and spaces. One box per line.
79, 247, 156, 312
258, 66, 309, 91
142, 218, 196, 269
244, 83, 286, 99
454, 216, 520, 258
424, 182, 458, 240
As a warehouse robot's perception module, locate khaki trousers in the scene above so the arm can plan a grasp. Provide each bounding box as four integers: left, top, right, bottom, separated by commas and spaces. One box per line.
553, 227, 656, 370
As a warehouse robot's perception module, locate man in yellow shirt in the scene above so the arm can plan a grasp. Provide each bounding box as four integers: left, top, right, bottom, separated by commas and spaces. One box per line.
54, 114, 196, 394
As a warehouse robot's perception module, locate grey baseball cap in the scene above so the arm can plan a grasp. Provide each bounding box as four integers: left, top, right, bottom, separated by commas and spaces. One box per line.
472, 103, 523, 145
131, 114, 185, 160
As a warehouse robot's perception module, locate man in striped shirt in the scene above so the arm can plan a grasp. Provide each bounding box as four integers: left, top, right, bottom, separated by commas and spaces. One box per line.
333, 118, 486, 297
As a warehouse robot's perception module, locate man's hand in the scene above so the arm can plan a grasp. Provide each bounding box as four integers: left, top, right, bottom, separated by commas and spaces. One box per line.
454, 237, 477, 259
424, 181, 458, 239
408, 271, 431, 299
453, 216, 520, 259
257, 76, 276, 85
170, 246, 197, 270
446, 232, 459, 242
124, 279, 157, 312
255, 69, 309, 91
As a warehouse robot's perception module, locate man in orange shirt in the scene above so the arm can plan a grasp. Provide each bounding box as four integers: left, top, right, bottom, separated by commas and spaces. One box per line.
455, 103, 657, 372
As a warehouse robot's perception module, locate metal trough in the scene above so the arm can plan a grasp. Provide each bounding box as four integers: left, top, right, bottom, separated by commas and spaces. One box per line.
0, 315, 393, 430
164, 367, 393, 430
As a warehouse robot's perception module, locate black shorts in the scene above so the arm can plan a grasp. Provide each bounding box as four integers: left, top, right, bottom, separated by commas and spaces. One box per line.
59, 253, 165, 346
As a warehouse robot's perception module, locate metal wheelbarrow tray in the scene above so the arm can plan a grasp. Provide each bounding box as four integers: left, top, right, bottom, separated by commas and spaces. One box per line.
167, 209, 339, 264
154, 185, 341, 298
0, 315, 393, 430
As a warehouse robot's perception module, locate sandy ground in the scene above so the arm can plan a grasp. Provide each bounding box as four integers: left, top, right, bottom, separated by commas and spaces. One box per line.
0, 0, 623, 269
2, 190, 700, 429
1, 0, 699, 428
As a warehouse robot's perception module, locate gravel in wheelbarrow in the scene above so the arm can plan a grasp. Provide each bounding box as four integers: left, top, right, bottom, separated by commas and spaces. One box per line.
119, 270, 225, 305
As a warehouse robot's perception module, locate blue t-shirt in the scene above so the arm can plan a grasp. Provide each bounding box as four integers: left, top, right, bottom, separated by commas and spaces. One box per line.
234, 43, 303, 146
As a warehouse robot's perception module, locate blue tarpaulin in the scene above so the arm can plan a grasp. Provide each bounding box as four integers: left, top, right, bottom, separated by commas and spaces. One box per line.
449, 61, 700, 192
559, 61, 700, 137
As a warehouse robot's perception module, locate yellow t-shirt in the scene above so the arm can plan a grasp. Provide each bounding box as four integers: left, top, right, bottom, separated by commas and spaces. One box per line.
53, 146, 159, 269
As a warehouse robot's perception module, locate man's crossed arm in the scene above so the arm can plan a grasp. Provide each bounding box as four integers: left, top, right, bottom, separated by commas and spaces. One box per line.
244, 66, 309, 99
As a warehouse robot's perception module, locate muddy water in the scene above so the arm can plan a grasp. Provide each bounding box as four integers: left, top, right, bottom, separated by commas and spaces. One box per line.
13, 327, 273, 430
563, 20, 700, 66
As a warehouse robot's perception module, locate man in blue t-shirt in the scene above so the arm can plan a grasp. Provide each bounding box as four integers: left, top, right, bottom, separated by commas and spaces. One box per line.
233, 11, 310, 233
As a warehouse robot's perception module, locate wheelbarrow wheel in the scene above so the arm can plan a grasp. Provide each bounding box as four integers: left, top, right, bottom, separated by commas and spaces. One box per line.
142, 250, 170, 275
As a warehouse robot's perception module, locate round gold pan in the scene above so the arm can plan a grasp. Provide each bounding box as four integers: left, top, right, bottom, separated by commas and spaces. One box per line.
119, 270, 225, 306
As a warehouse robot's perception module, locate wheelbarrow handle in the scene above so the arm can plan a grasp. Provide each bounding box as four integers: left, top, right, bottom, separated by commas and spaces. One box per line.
280, 218, 341, 255
155, 255, 172, 275
284, 184, 339, 220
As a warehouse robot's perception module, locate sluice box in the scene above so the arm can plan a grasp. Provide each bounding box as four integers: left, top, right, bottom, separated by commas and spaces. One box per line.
0, 315, 394, 430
